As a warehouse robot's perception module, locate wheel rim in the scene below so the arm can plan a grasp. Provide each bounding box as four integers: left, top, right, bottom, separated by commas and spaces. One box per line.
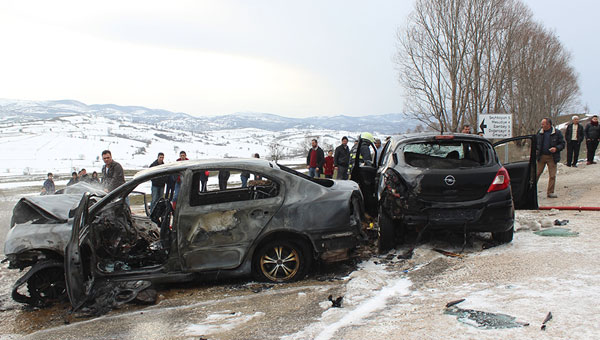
28, 268, 67, 302
260, 245, 300, 282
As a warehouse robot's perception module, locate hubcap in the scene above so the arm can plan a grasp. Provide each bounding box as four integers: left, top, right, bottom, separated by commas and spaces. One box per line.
260, 245, 300, 282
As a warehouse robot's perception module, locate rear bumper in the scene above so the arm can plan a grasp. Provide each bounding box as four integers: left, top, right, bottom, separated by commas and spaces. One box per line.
390, 189, 514, 233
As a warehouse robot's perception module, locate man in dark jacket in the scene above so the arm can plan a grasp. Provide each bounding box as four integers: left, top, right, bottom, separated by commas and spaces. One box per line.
306, 139, 325, 178
67, 172, 78, 186
536, 118, 565, 198
101, 150, 125, 193
584, 115, 600, 164
41, 172, 55, 195
565, 115, 584, 167
334, 136, 350, 179
149, 152, 166, 212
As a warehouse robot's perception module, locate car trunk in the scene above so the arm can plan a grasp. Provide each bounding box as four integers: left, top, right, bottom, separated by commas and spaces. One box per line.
402, 138, 499, 203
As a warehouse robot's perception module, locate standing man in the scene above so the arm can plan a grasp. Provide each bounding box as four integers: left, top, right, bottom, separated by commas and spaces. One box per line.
173, 151, 188, 202
374, 138, 383, 165
67, 172, 78, 186
101, 150, 125, 193
306, 139, 324, 178
584, 115, 600, 165
536, 118, 565, 198
149, 152, 166, 212
78, 169, 90, 183
461, 124, 472, 134
334, 136, 350, 180
41, 173, 55, 195
565, 116, 584, 167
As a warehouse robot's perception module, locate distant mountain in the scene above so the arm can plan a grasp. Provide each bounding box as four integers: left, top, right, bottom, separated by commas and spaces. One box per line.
0, 98, 416, 134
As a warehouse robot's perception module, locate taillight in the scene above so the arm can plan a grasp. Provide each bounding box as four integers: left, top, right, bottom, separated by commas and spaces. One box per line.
487, 167, 510, 192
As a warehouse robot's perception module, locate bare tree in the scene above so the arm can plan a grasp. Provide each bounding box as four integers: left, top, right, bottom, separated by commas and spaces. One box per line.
268, 142, 284, 162
397, 0, 579, 134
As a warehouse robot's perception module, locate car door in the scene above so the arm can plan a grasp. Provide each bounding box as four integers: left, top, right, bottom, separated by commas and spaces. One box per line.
493, 135, 538, 209
175, 169, 284, 272
350, 138, 379, 216
64, 193, 95, 310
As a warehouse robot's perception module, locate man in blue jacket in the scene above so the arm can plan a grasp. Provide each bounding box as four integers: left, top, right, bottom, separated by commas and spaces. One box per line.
536, 118, 565, 198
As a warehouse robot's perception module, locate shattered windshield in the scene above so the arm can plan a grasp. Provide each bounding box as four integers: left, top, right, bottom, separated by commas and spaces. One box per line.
402, 140, 492, 169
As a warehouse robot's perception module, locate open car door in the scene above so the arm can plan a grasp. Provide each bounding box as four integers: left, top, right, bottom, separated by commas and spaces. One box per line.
493, 135, 538, 209
350, 138, 379, 216
64, 193, 95, 310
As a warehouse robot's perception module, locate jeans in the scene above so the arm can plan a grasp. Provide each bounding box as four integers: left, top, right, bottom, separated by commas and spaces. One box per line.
173, 182, 181, 202
241, 175, 248, 188
336, 165, 348, 180
587, 140, 599, 162
566, 140, 581, 166
150, 185, 164, 213
308, 167, 317, 178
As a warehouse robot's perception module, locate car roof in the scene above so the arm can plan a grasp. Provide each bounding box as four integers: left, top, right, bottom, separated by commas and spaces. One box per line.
389, 132, 490, 144
133, 158, 276, 179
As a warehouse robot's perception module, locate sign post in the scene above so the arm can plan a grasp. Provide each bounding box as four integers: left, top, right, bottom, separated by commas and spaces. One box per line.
478, 113, 513, 164
477, 114, 513, 139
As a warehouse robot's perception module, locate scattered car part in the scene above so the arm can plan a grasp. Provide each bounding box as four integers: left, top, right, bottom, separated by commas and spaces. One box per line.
541, 311, 553, 330
328, 295, 343, 308
533, 228, 579, 237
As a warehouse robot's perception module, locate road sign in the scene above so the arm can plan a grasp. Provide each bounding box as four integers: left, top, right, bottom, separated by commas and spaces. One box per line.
477, 114, 512, 139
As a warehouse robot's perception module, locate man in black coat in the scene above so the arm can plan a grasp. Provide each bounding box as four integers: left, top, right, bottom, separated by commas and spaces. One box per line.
149, 152, 166, 212
334, 136, 350, 180
101, 150, 125, 193
535, 118, 565, 198
306, 139, 325, 178
584, 115, 600, 164
564, 115, 584, 167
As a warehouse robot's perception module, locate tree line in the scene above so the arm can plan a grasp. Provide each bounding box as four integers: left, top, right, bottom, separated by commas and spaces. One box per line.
396, 0, 579, 135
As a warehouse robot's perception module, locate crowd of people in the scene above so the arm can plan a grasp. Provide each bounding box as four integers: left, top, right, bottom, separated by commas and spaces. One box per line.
40, 116, 600, 203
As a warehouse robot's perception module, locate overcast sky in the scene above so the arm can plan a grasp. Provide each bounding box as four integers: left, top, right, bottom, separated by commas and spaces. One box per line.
0, 0, 597, 118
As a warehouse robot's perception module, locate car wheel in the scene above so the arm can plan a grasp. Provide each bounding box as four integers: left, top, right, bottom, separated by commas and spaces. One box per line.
253, 240, 309, 283
378, 209, 398, 253
492, 226, 514, 243
27, 267, 67, 306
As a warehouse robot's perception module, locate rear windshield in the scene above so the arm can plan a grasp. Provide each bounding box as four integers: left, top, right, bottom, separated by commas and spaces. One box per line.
403, 140, 492, 169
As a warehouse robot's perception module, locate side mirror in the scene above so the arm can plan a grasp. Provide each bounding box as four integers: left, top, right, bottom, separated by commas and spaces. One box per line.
68, 208, 76, 219
392, 153, 398, 165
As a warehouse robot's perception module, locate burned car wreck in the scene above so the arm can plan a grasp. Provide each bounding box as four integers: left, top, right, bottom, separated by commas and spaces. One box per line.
4, 159, 364, 310
4, 182, 106, 306
352, 133, 538, 252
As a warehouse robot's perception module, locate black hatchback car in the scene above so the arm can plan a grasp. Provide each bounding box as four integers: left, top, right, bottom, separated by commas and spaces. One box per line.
351, 133, 537, 251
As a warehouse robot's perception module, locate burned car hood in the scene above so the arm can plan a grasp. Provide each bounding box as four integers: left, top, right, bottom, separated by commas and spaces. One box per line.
10, 194, 84, 227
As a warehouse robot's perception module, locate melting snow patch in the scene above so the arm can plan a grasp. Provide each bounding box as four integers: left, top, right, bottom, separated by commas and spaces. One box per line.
283, 260, 412, 340
185, 311, 264, 336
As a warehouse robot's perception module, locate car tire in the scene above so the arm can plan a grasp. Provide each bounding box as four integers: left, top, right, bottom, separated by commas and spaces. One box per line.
492, 226, 514, 243
378, 209, 397, 253
252, 239, 310, 283
27, 267, 67, 306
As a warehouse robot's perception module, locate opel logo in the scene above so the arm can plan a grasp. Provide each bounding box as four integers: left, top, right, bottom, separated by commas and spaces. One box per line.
444, 175, 456, 186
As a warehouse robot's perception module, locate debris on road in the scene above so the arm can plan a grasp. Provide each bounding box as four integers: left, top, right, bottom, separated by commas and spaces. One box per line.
433, 249, 465, 258
541, 311, 553, 330
534, 228, 579, 237
328, 295, 343, 308
553, 219, 569, 226
444, 299, 528, 329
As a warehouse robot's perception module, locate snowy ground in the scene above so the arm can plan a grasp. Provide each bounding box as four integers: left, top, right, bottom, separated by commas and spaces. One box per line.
0, 114, 360, 177
0, 154, 599, 339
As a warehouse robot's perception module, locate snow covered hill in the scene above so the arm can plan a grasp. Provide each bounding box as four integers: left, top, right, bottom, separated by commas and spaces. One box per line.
0, 99, 415, 134
0, 111, 361, 177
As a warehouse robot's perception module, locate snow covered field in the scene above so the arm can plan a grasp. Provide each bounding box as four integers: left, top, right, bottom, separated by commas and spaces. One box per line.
0, 114, 359, 177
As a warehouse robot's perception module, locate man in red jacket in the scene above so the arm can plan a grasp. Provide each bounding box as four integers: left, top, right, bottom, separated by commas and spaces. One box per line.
306, 139, 325, 178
